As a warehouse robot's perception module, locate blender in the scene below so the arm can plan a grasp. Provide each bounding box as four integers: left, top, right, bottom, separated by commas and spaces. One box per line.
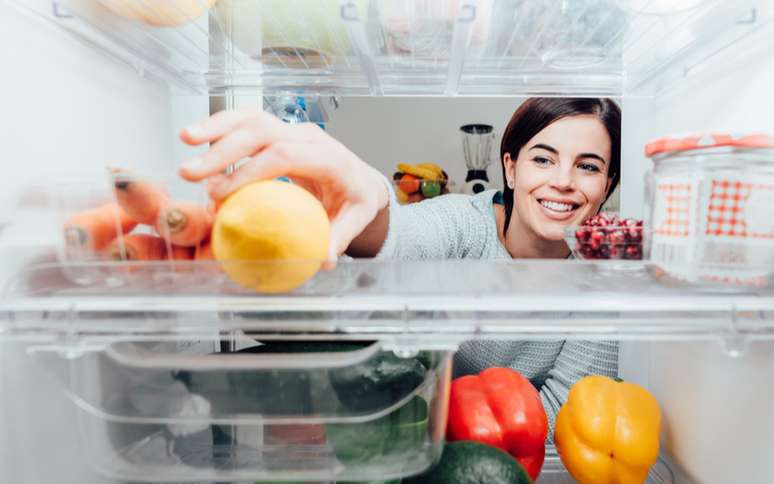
460, 124, 496, 195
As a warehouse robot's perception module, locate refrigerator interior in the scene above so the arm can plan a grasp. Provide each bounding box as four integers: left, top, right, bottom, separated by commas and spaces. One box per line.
2, 0, 774, 483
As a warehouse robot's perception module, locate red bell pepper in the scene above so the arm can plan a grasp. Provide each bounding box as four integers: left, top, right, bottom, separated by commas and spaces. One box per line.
446, 367, 548, 481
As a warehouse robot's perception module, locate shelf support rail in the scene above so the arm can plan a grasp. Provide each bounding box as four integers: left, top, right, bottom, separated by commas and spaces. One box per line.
51, 1, 72, 19
722, 304, 749, 358
445, 0, 478, 96
339, 0, 382, 96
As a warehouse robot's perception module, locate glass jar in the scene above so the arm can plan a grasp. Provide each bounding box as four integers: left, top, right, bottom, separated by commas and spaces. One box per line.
645, 133, 774, 286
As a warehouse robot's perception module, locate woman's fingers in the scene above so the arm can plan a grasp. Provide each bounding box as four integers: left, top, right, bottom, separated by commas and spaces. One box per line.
178, 109, 385, 268
205, 148, 290, 201
179, 108, 266, 146
206, 143, 329, 201
179, 116, 320, 182
180, 125, 279, 182
202, 139, 374, 260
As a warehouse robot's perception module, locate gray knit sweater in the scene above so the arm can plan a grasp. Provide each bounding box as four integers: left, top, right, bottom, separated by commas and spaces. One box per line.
375, 186, 618, 438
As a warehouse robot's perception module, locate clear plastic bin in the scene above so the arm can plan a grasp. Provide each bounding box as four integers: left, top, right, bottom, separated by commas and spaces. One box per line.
25, 336, 677, 483
565, 223, 647, 261
29, 338, 451, 481
24, 170, 328, 293
377, 0, 493, 61
29, 170, 212, 284
9, 0, 766, 97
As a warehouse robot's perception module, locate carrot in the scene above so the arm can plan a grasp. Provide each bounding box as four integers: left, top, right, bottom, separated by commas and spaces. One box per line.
110, 168, 169, 225
64, 203, 137, 251
194, 241, 214, 260
156, 201, 213, 247
169, 244, 194, 261
107, 233, 167, 261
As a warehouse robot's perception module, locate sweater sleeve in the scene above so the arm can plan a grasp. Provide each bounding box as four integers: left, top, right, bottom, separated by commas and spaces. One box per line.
540, 340, 619, 441
375, 174, 485, 260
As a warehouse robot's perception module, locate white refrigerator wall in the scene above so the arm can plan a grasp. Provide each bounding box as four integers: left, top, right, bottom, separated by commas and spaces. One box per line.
0, 3, 181, 483
620, 30, 774, 484
0, 5, 172, 207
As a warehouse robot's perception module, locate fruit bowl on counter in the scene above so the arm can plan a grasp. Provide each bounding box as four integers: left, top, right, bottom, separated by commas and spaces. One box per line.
393, 162, 452, 204
564, 213, 648, 262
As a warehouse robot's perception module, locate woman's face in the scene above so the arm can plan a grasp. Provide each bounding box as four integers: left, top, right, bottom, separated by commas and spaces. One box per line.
504, 115, 613, 241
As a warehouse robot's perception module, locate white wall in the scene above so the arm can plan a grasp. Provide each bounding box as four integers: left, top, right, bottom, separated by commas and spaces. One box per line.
326, 97, 517, 192
0, 2, 192, 252
0, 3, 181, 483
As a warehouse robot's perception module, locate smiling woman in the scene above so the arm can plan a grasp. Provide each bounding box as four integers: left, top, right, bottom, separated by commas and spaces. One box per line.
499, 98, 621, 258
350, 98, 623, 436
178, 97, 622, 438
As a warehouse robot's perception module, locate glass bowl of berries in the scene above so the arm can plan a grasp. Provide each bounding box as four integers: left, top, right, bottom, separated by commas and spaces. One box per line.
565, 213, 648, 267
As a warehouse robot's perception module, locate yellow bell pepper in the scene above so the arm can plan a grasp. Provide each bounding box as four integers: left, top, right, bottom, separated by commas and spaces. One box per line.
554, 375, 661, 484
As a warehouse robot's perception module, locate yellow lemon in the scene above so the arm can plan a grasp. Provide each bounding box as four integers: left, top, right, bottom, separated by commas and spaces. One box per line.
212, 180, 330, 294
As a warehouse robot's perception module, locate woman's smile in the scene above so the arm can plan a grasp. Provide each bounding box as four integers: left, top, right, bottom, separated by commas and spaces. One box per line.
536, 197, 582, 220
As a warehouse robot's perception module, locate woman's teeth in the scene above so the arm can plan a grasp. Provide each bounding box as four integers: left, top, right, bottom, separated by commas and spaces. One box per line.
540, 200, 576, 212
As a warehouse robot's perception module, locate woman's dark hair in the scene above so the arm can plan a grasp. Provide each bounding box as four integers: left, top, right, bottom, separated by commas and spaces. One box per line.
500, 97, 621, 232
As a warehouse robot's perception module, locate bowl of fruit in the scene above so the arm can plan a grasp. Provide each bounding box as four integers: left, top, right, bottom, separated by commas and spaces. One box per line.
565, 213, 648, 264
393, 162, 452, 204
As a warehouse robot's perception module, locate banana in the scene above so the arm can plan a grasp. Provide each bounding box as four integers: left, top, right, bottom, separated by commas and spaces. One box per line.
398, 162, 443, 181
417, 162, 445, 179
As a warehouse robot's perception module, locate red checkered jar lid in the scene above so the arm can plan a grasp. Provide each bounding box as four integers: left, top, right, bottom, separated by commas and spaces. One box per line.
646, 133, 774, 158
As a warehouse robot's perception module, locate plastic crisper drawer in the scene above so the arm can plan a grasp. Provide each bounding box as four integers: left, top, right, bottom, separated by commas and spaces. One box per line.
29, 338, 452, 482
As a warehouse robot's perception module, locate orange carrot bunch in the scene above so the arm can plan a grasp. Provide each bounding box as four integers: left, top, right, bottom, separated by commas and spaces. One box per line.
155, 201, 213, 247
62, 169, 216, 265
106, 234, 197, 262
110, 168, 169, 225
64, 203, 138, 251
195, 242, 214, 260
107, 234, 167, 261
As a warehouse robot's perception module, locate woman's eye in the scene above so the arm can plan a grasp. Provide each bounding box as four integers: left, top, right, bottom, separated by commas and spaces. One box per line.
579, 162, 602, 173
533, 156, 552, 166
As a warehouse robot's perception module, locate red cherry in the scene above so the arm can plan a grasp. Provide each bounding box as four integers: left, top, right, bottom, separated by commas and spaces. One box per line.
610, 245, 624, 259
575, 228, 591, 242
609, 229, 626, 246
590, 230, 605, 249
625, 245, 643, 260
579, 244, 595, 258
626, 227, 643, 243
598, 245, 611, 259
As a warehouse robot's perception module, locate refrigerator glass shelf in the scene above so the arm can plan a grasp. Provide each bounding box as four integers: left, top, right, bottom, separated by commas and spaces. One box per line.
10, 0, 773, 97
3, 258, 773, 349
